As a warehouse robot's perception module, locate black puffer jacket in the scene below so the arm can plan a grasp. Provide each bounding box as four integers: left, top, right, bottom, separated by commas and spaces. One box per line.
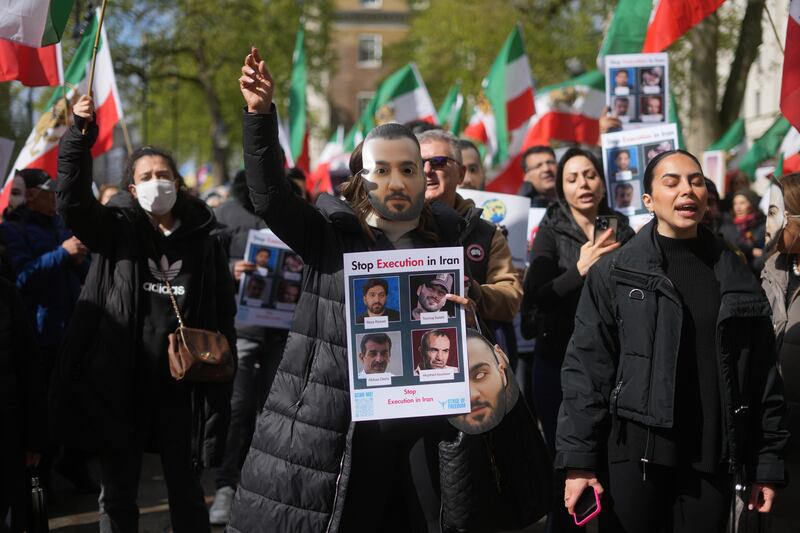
0, 277, 46, 531
555, 220, 788, 484
522, 202, 633, 359
228, 109, 463, 533
50, 119, 237, 466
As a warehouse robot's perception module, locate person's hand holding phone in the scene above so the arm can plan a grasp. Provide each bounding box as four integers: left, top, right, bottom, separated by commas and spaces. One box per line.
565, 470, 603, 519
577, 228, 620, 277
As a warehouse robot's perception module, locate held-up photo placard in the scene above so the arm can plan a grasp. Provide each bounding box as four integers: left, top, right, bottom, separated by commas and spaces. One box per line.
601, 124, 679, 228
605, 53, 669, 129
458, 189, 532, 268
344, 247, 470, 422
235, 229, 303, 330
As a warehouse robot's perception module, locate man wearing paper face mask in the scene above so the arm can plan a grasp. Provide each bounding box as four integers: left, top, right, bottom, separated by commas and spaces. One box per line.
760, 173, 800, 531
230, 47, 469, 533
52, 95, 237, 533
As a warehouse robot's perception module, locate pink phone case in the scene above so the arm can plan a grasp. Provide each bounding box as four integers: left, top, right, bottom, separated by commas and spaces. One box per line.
572, 487, 602, 526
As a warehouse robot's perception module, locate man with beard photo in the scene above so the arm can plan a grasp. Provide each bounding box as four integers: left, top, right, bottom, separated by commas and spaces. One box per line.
411, 272, 454, 320
357, 333, 395, 378
355, 278, 400, 324
414, 329, 458, 375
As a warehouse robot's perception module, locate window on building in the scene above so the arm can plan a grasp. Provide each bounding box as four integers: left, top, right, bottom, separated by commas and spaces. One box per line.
357, 92, 375, 117
360, 0, 382, 8
358, 34, 382, 67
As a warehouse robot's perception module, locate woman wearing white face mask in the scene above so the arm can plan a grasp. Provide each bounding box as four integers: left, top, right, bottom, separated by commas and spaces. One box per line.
51, 95, 237, 533
760, 172, 800, 532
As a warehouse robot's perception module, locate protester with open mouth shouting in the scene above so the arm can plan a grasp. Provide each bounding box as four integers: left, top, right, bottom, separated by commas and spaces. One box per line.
557, 150, 788, 532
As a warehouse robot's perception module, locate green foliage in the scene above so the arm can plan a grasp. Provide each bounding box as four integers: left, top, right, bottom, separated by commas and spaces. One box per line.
388, 0, 607, 107
87, 0, 332, 173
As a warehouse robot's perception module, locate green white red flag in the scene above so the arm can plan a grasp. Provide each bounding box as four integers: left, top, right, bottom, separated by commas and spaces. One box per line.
343, 62, 436, 151
288, 25, 309, 173
738, 115, 792, 179
0, 0, 73, 87
782, 0, 800, 132
307, 126, 347, 197
437, 82, 464, 135
483, 70, 605, 193
463, 25, 535, 170
0, 40, 62, 86
1, 10, 123, 211
0, 0, 74, 47
641, 0, 726, 53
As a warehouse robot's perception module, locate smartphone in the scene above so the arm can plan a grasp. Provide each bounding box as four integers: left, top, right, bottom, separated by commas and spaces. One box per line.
572, 486, 601, 526
594, 215, 619, 244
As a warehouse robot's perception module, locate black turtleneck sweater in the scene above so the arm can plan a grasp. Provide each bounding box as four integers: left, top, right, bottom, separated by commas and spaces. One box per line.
610, 231, 723, 473
658, 232, 723, 472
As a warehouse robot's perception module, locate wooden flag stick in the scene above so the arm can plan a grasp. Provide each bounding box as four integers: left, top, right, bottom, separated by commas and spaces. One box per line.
82, 0, 110, 134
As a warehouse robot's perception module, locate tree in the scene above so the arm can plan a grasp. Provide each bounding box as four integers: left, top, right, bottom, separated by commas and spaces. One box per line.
676, 0, 767, 152
104, 0, 333, 184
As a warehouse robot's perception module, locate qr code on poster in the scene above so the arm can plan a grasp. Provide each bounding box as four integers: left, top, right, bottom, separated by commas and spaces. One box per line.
354, 391, 374, 418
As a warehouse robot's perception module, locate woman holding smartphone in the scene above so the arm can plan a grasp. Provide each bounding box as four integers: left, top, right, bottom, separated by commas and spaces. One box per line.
557, 150, 788, 531
522, 147, 634, 531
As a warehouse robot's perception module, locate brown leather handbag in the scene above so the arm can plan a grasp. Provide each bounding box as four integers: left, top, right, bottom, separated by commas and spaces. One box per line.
161, 274, 234, 382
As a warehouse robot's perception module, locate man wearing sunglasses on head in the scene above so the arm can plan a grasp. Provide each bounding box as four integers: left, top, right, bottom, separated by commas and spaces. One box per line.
417, 129, 522, 356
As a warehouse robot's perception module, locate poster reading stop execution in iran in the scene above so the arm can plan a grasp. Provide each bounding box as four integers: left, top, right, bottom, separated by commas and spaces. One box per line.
343, 247, 470, 422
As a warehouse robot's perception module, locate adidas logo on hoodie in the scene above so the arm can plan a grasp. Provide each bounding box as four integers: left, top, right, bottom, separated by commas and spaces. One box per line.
143, 255, 186, 296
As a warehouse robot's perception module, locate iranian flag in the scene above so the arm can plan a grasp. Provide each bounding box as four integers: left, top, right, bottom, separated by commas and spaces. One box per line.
437, 82, 464, 135
0, 41, 63, 86
485, 70, 605, 193
777, 125, 800, 176
288, 25, 309, 173
738, 115, 792, 179
641, 0, 725, 53
0, 0, 73, 87
308, 126, 346, 197
343, 62, 436, 151
1, 10, 123, 211
0, 0, 74, 47
464, 25, 534, 171
782, 0, 800, 131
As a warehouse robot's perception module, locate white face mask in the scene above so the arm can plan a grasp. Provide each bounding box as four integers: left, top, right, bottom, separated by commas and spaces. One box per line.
135, 179, 176, 215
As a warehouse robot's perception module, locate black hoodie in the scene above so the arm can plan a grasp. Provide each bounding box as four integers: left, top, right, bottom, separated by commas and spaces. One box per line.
51, 119, 237, 466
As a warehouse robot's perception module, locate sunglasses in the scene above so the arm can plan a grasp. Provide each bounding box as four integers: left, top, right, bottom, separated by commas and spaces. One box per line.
423, 156, 458, 170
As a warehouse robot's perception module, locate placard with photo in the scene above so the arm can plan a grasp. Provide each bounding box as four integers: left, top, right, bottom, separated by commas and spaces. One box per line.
344, 247, 470, 421
458, 189, 532, 268
703, 150, 726, 197
605, 53, 669, 128
601, 124, 679, 219
235, 229, 304, 330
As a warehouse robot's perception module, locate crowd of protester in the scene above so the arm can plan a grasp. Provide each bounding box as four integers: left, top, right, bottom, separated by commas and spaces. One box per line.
0, 46, 793, 533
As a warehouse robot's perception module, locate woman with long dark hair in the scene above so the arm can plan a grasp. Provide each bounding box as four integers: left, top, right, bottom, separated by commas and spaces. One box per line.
51, 95, 237, 533
557, 150, 787, 531
522, 147, 634, 531
760, 172, 800, 531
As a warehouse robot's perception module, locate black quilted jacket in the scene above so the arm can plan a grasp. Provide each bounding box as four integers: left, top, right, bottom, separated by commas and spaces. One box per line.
228, 109, 463, 533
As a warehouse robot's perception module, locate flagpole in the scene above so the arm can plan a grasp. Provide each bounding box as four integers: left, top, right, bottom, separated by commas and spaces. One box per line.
119, 117, 134, 155
82, 0, 109, 134
764, 5, 785, 55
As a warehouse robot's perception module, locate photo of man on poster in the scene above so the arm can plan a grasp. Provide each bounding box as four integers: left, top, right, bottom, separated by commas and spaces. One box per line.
414, 329, 459, 375
357, 332, 397, 378
410, 272, 454, 320
355, 278, 400, 323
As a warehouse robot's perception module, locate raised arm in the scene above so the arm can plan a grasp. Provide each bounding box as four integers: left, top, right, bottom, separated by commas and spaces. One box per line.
56, 95, 121, 254
240, 47, 329, 262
